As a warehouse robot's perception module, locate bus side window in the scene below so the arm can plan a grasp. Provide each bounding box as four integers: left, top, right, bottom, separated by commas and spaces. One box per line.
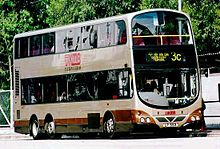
43, 33, 55, 54
119, 31, 127, 44
116, 20, 127, 45
118, 70, 129, 97
20, 37, 28, 58
30, 35, 42, 56
21, 80, 28, 104
15, 39, 19, 58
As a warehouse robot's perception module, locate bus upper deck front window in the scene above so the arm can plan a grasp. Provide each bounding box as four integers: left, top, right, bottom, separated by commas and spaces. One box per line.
132, 11, 193, 46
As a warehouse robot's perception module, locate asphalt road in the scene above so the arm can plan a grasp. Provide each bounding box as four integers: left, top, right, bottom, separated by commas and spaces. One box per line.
0, 129, 220, 149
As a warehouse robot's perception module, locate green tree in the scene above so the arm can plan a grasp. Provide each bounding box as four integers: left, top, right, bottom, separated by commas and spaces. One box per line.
46, 0, 96, 26
140, 0, 178, 10
184, 0, 220, 54
14, 0, 49, 29
0, 0, 35, 89
46, 0, 140, 27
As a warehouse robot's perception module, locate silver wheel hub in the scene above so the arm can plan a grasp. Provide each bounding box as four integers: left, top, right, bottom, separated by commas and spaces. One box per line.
45, 122, 55, 134
106, 118, 114, 134
32, 122, 38, 137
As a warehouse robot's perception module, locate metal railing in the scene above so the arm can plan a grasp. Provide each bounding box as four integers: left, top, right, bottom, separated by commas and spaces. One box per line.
0, 90, 13, 128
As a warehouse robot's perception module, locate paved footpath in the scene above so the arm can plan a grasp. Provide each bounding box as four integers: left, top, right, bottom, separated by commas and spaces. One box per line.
1, 127, 220, 140
0, 127, 31, 140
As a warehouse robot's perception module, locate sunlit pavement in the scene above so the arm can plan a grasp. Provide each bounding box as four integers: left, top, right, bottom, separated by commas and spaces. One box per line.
0, 128, 31, 140
1, 127, 220, 140
0, 128, 220, 149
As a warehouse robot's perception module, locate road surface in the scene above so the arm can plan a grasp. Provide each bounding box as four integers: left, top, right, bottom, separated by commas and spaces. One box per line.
0, 129, 220, 149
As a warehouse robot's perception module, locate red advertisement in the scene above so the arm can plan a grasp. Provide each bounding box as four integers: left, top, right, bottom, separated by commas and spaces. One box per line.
65, 53, 81, 66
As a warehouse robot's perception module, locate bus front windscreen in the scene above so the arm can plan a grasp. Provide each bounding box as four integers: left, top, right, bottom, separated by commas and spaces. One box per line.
132, 11, 193, 46
132, 11, 199, 109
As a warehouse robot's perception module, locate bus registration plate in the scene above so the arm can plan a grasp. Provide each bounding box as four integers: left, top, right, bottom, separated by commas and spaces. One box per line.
164, 123, 178, 128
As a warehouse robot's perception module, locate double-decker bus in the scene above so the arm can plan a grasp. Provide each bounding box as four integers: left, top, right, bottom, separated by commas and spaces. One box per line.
13, 9, 203, 139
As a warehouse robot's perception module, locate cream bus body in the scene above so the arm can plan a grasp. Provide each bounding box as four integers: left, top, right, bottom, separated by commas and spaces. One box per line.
13, 9, 203, 139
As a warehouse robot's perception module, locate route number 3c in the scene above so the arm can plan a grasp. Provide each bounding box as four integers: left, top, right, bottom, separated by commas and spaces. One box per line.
171, 52, 182, 61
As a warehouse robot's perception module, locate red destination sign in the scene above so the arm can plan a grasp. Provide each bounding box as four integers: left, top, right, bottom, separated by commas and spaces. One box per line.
65, 53, 81, 66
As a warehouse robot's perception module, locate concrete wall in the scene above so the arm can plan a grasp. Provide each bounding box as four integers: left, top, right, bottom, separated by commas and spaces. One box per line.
201, 73, 220, 128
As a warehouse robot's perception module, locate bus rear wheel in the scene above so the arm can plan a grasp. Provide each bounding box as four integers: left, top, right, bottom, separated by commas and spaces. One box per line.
30, 120, 41, 140
103, 114, 116, 138
44, 121, 56, 139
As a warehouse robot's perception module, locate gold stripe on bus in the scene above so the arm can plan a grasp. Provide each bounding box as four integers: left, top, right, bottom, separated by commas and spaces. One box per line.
14, 120, 29, 127
14, 109, 156, 128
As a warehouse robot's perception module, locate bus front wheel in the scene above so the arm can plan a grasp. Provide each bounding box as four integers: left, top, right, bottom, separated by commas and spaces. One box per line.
103, 113, 116, 138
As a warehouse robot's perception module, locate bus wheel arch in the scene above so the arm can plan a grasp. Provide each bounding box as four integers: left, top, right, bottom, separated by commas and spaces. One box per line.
103, 111, 116, 138
29, 114, 41, 139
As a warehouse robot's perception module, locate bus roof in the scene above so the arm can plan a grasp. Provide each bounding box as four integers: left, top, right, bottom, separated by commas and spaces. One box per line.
14, 8, 188, 39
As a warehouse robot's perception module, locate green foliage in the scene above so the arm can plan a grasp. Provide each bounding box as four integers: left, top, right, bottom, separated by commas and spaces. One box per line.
46, 0, 140, 26
0, 0, 36, 89
46, 0, 95, 26
0, 91, 10, 125
140, 0, 178, 10
184, 0, 220, 54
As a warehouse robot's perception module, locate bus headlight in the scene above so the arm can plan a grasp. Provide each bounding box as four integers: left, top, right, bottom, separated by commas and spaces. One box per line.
140, 117, 145, 123
146, 117, 151, 123
196, 115, 200, 121
190, 116, 196, 122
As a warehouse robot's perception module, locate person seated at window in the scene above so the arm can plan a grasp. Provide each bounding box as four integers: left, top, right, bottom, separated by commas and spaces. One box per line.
31, 45, 40, 56
119, 31, 127, 44
31, 95, 37, 103
132, 24, 145, 46
162, 23, 180, 45
57, 91, 67, 102
43, 44, 52, 54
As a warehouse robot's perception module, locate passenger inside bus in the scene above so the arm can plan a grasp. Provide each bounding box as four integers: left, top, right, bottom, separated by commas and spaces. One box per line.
119, 31, 127, 44
31, 45, 40, 56
132, 23, 157, 46
160, 22, 180, 45
31, 95, 37, 103
57, 91, 67, 102
141, 80, 160, 94
43, 44, 52, 54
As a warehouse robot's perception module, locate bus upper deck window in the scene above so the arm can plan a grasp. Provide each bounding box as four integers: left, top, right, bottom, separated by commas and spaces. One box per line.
157, 12, 165, 26
30, 35, 42, 56
43, 33, 55, 54
116, 21, 127, 45
15, 39, 19, 59
119, 31, 127, 44
20, 38, 28, 58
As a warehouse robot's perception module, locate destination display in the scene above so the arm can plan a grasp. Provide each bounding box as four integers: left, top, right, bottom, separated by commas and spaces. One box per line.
146, 51, 185, 62
133, 45, 197, 67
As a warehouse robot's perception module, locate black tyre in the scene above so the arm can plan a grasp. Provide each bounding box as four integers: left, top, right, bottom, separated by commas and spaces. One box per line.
103, 114, 116, 138
30, 120, 41, 140
44, 121, 56, 138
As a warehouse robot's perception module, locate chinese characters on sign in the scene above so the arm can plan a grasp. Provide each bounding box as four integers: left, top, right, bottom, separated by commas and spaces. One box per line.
64, 53, 81, 71
146, 52, 182, 62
